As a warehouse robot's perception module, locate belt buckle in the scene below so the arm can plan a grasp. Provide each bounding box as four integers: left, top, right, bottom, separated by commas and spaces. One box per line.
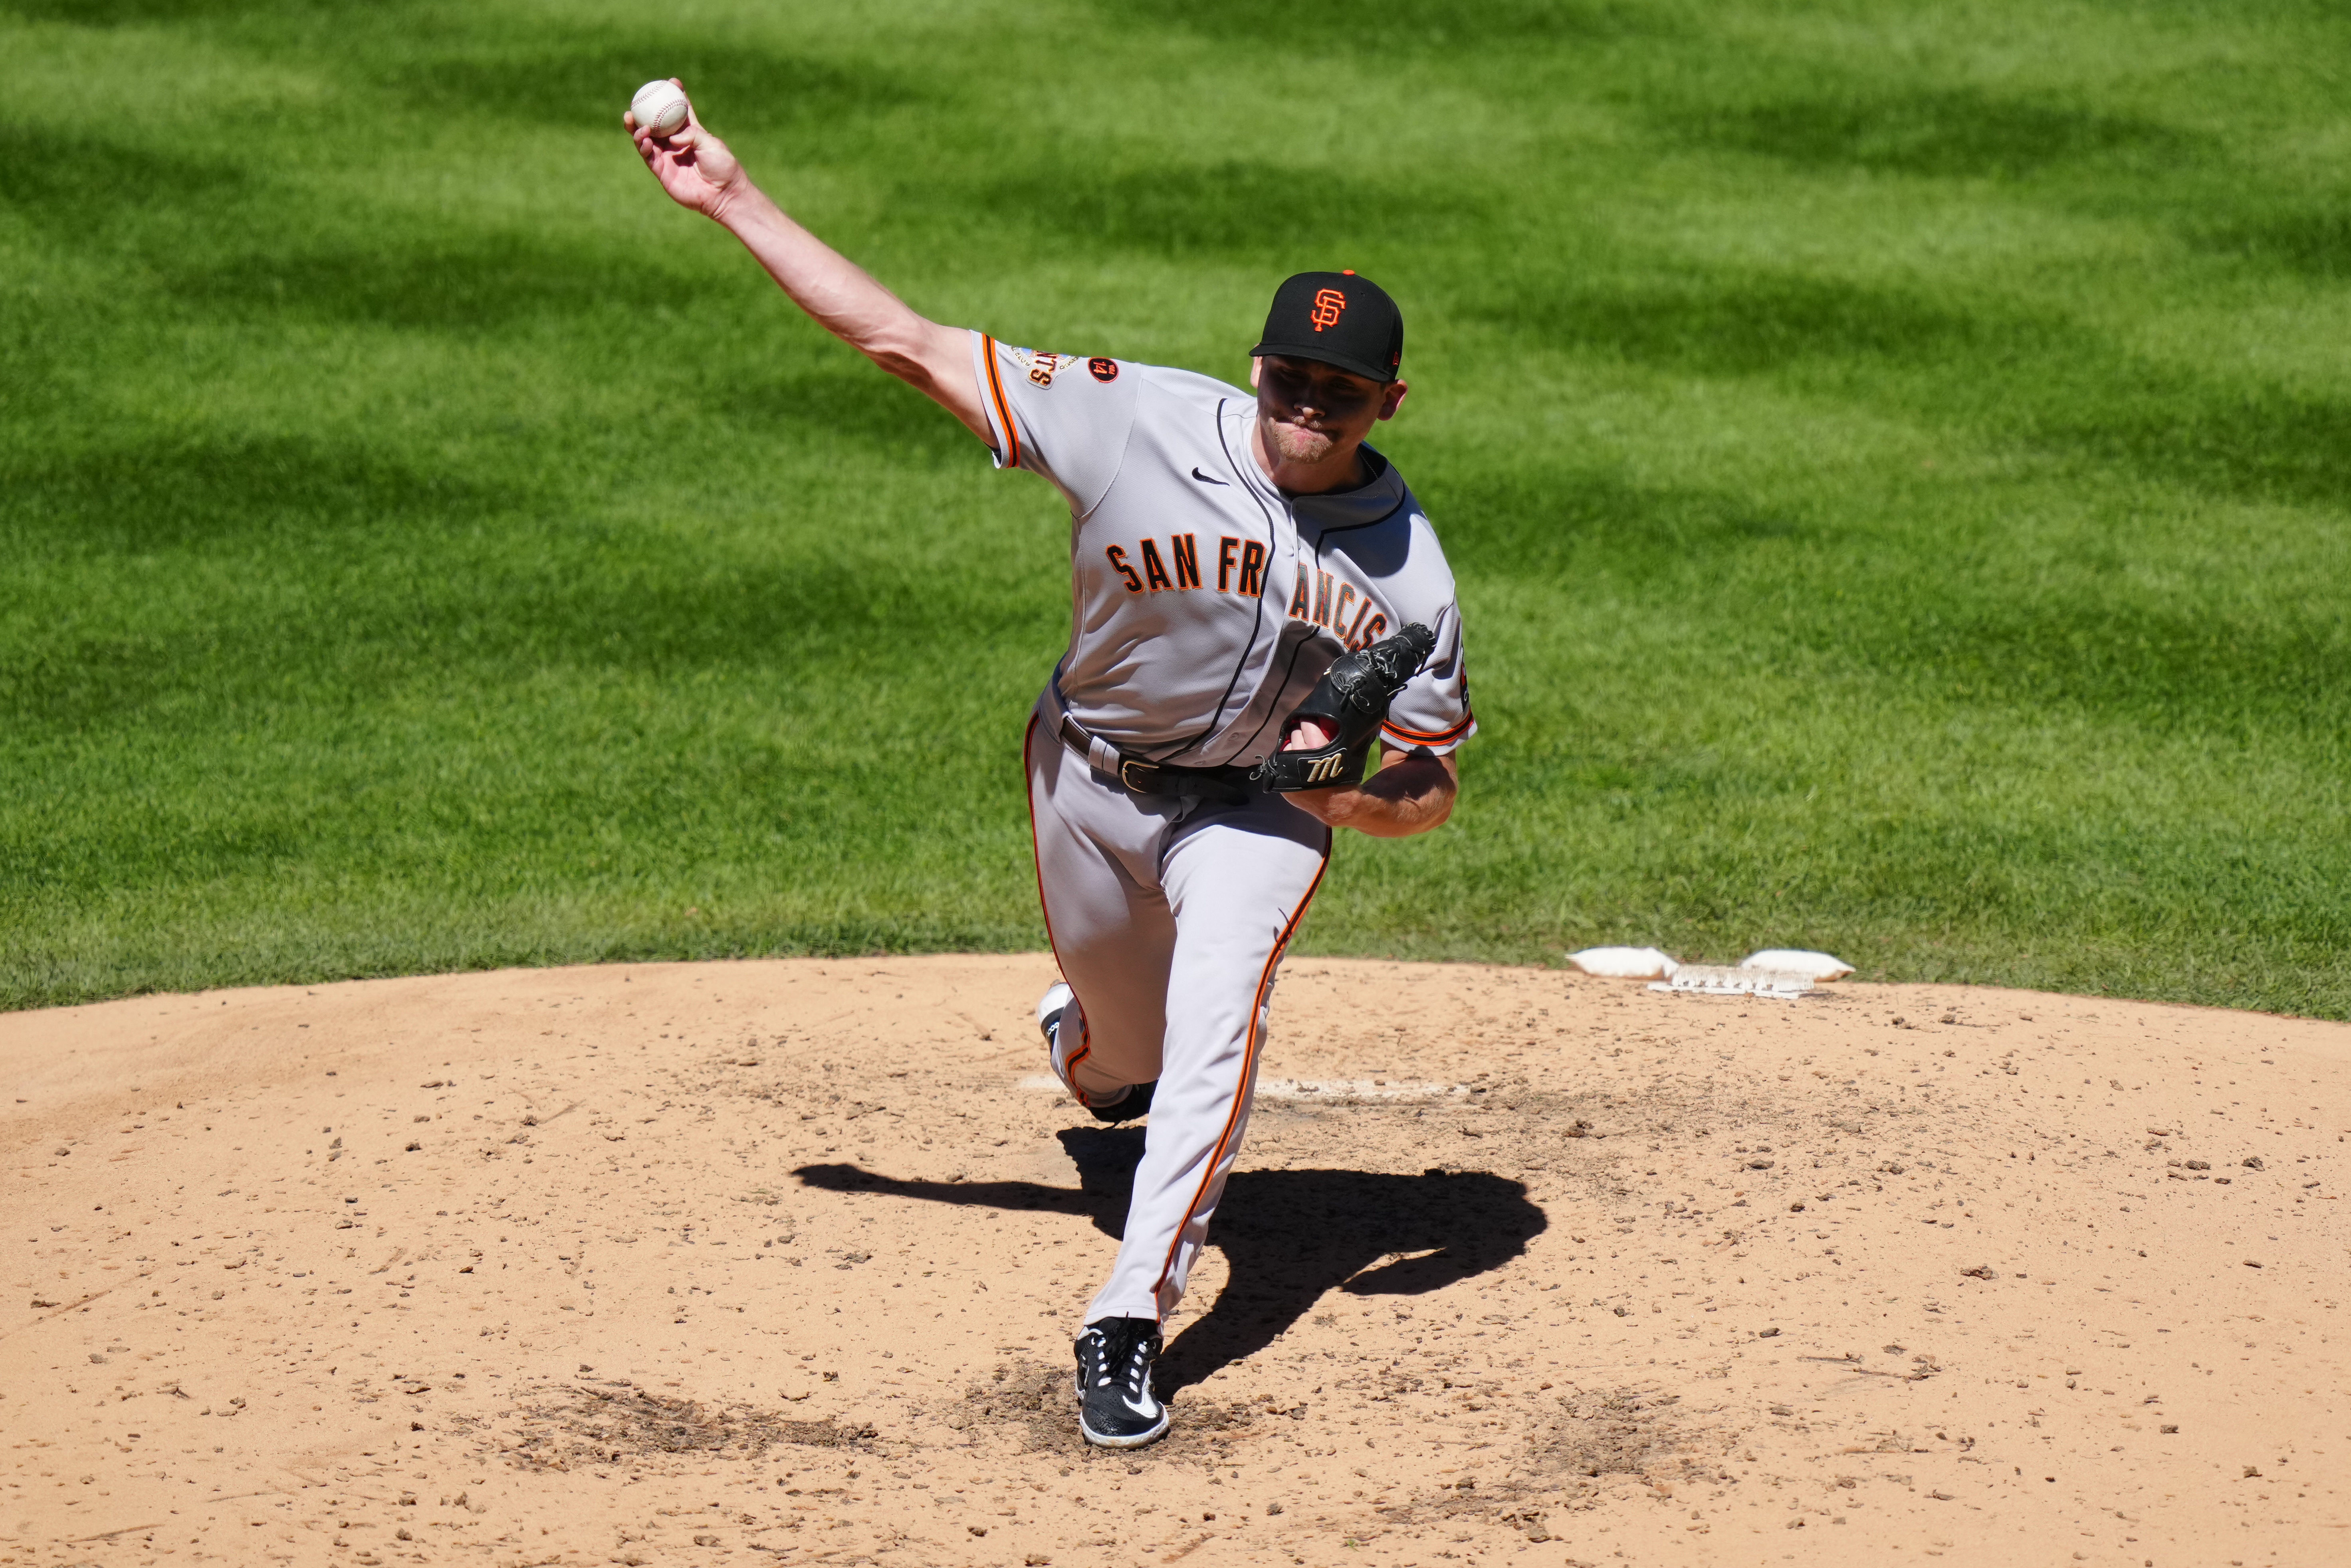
1117, 758, 1156, 794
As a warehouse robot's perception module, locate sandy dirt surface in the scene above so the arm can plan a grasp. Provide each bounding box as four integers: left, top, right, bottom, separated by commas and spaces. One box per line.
4, 955, 2348, 1568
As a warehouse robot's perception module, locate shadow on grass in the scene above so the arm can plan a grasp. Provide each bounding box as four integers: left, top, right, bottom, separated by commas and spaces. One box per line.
2029, 382, 2351, 511
371, 35, 920, 137
488, 552, 1059, 679
21, 0, 927, 149
154, 228, 718, 333
1102, 0, 1655, 48
0, 419, 1055, 730
2186, 209, 2351, 281
0, 127, 716, 332
724, 356, 982, 467
970, 158, 1478, 260
1486, 259, 2351, 508
1689, 85, 2203, 180
795, 1128, 1545, 1392
1490, 267, 2021, 376
1427, 441, 2347, 738
1835, 591, 2351, 736
0, 547, 1048, 734
0, 129, 245, 229
2, 432, 521, 554
15, 0, 342, 24
0, 433, 522, 729
1429, 462, 1808, 584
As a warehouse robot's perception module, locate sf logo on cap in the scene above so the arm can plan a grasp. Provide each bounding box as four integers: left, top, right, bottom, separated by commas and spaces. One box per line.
1309, 288, 1347, 332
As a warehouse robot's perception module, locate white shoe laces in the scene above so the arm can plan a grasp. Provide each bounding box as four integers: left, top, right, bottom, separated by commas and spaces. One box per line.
1085, 1326, 1154, 1393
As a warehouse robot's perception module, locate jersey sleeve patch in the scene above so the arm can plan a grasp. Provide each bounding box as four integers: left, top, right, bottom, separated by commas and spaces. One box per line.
971, 331, 1142, 517
1022, 350, 1078, 388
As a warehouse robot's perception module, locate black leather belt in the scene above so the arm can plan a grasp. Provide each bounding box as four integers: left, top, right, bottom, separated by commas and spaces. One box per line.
1057, 714, 1257, 801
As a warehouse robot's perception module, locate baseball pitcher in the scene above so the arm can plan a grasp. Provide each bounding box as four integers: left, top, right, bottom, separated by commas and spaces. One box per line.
630, 86, 1473, 1449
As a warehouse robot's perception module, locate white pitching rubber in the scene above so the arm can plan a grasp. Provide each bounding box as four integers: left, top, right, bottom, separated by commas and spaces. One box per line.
1739, 949, 1854, 981
1568, 946, 1679, 980
631, 79, 691, 138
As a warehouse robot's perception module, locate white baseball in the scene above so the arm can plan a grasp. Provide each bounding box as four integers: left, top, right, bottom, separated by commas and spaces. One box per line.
631, 79, 691, 138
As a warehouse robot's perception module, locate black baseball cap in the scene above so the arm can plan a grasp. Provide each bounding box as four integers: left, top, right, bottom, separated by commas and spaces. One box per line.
1251, 270, 1403, 384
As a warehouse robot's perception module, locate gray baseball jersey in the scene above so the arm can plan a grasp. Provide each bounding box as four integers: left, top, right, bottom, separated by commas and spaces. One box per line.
975, 330, 1475, 1330
969, 334, 1475, 762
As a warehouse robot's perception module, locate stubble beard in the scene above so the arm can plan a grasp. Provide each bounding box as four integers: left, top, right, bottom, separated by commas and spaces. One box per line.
1265, 417, 1337, 466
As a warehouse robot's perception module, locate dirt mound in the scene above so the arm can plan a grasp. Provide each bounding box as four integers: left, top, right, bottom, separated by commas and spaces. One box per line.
4, 954, 2346, 1565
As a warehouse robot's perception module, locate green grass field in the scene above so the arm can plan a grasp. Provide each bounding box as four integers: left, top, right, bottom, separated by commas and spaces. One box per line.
4, 0, 2348, 1015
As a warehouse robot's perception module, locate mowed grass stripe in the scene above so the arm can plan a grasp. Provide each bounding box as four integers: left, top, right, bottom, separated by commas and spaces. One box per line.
2, 0, 2347, 1013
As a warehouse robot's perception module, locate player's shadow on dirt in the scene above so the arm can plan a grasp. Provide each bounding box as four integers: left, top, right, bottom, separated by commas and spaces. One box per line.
794, 1128, 1546, 1392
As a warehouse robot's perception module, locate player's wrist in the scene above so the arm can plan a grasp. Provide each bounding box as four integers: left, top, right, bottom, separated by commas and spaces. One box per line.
704, 176, 750, 226
695, 153, 763, 224
1288, 783, 1362, 828
1299, 755, 1455, 837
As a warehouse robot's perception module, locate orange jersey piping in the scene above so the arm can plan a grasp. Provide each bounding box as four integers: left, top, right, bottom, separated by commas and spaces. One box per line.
1150, 832, 1332, 1299
1022, 712, 1094, 1103
981, 334, 1021, 471
1381, 710, 1475, 747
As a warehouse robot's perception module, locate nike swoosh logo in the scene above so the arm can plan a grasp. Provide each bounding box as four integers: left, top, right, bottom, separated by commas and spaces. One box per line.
1190, 467, 1229, 485
1122, 1392, 1162, 1418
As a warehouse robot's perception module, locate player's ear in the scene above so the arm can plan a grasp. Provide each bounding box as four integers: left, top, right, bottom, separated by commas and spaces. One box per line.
1248, 356, 1263, 390
1377, 379, 1408, 420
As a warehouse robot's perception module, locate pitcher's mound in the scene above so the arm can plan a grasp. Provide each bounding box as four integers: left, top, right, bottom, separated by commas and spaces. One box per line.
6, 955, 2347, 1565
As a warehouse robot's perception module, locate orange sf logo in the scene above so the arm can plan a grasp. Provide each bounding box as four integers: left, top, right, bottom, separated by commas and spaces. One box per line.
1309, 288, 1347, 332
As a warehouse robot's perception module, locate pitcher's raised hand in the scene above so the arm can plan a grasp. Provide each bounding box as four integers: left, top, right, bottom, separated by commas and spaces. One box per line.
625, 81, 747, 220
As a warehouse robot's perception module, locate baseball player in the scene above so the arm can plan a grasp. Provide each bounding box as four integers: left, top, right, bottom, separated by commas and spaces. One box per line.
630, 87, 1473, 1449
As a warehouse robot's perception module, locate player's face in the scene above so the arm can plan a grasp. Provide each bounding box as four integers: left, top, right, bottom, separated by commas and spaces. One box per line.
1251, 356, 1409, 466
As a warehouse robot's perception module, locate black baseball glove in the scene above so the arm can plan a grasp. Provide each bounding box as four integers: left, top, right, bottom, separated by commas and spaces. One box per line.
1252, 622, 1438, 793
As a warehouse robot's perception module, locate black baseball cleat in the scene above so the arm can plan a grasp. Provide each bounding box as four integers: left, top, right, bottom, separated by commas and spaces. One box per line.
1038, 982, 1156, 1123
1086, 1078, 1155, 1123
1075, 1316, 1170, 1448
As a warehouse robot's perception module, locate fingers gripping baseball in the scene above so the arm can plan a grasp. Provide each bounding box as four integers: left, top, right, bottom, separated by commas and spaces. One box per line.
625, 81, 746, 218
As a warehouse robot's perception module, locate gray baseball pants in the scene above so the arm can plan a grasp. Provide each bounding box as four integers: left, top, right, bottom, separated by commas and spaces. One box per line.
1023, 704, 1331, 1325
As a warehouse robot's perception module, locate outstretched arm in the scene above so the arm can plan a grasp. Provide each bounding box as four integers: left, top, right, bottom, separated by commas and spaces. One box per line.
627, 84, 989, 444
